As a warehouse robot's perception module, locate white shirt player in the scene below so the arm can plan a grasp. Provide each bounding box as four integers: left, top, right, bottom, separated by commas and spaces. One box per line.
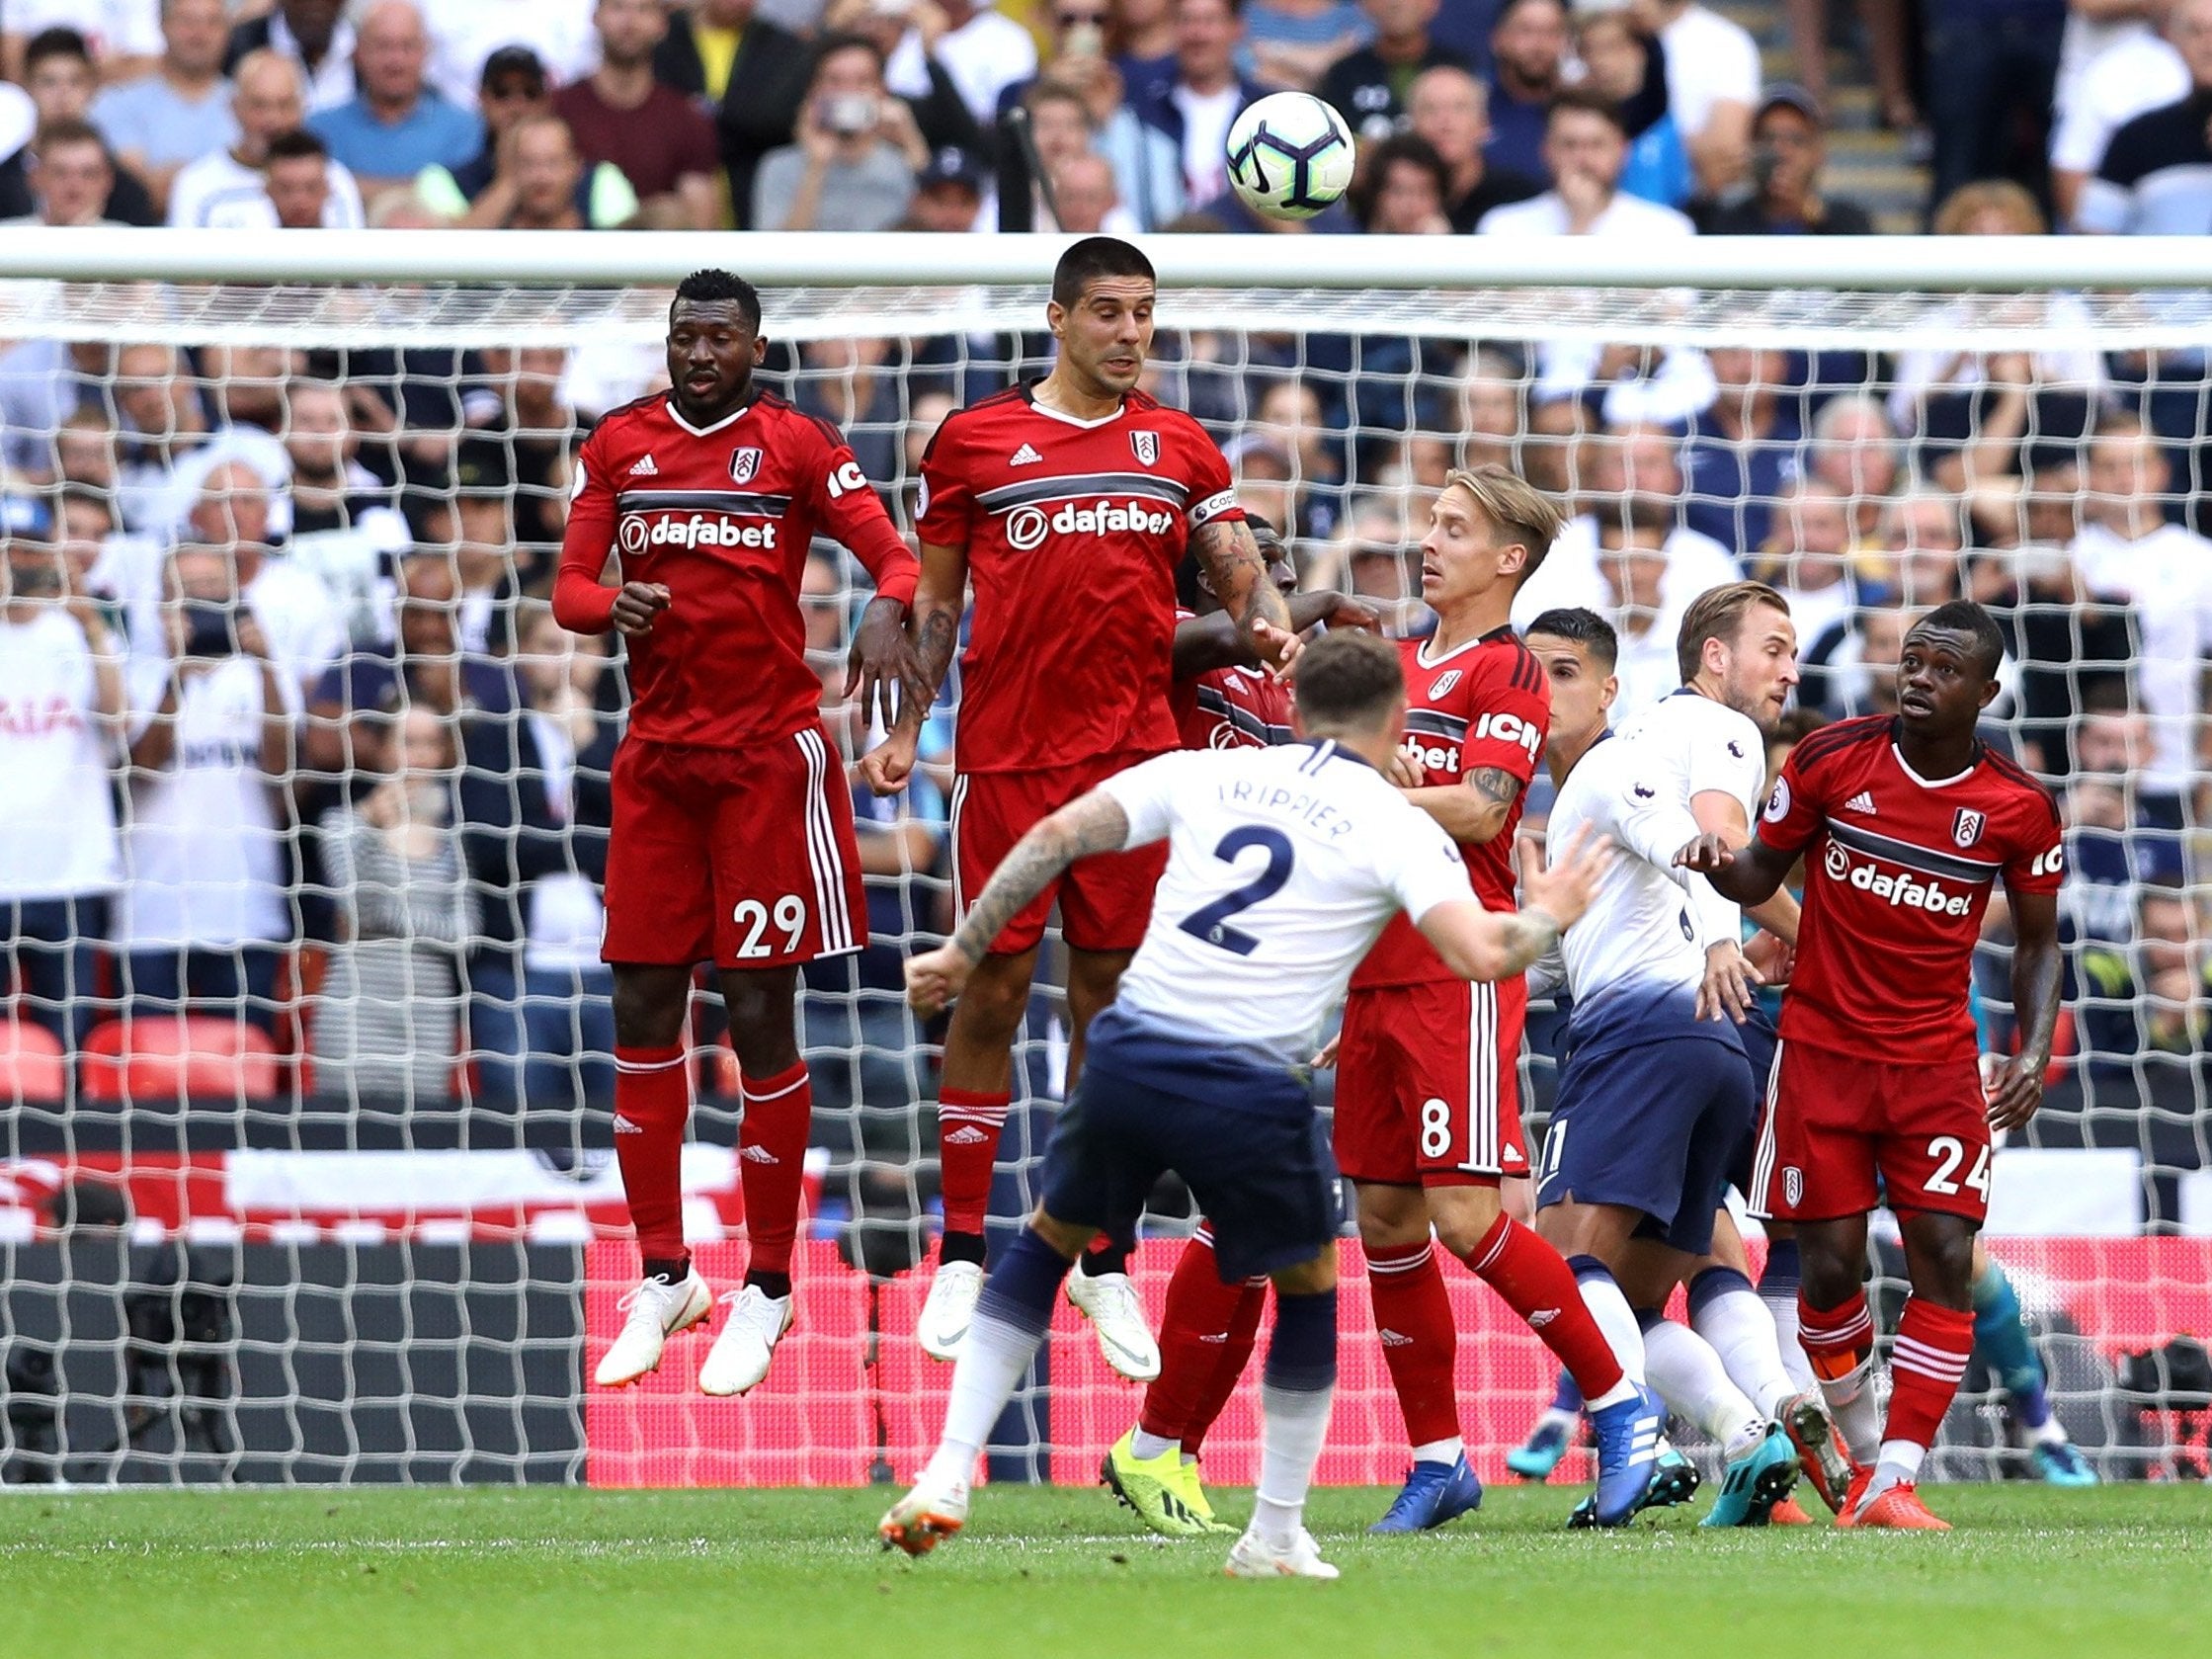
1098, 739, 1476, 1061
1545, 690, 1765, 1016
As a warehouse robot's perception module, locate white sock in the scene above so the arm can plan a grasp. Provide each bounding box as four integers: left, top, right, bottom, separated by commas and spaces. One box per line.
1641, 1317, 1765, 1460
1761, 1286, 1821, 1392
1130, 1429, 1177, 1460
925, 1308, 1047, 1486
1865, 1437, 1926, 1500
1820, 1357, 1883, 1466
2030, 1414, 2070, 1448
1692, 1284, 1798, 1419
1410, 1436, 1464, 1466
1578, 1273, 1647, 1386
1254, 1380, 1335, 1546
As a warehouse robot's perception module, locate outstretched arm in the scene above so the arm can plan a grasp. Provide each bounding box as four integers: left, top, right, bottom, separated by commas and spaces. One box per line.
1987, 888, 2064, 1132
1190, 518, 1297, 669
1171, 590, 1378, 680
906, 789, 1132, 1014
1415, 825, 1611, 982
1674, 830, 1798, 906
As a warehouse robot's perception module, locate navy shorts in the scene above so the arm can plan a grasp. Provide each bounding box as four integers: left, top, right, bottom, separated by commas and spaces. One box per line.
1536, 1015, 1756, 1258
1040, 1008, 1343, 1284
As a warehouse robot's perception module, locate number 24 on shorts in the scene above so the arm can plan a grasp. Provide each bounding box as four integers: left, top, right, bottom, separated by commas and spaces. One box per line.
1925, 1134, 1991, 1199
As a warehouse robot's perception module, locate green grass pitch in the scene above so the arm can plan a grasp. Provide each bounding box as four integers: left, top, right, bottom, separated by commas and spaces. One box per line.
6, 1483, 2208, 1658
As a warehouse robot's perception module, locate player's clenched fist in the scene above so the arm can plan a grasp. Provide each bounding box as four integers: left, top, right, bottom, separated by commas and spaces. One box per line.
860, 727, 918, 795
905, 944, 974, 1018
610, 581, 672, 635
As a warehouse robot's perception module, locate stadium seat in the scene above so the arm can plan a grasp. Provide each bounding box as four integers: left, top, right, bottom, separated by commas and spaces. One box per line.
81, 1017, 283, 1103
0, 1020, 66, 1104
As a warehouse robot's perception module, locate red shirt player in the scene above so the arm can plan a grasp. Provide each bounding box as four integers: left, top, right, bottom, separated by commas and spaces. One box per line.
860, 237, 1295, 1376
1335, 467, 1654, 1534
553, 269, 921, 1401
1683, 600, 2065, 1531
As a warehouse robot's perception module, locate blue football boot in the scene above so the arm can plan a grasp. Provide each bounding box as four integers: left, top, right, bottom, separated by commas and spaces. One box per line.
1369, 1452, 1485, 1534
1573, 1386, 1663, 1529
1700, 1423, 1801, 1528
1507, 1414, 1574, 1482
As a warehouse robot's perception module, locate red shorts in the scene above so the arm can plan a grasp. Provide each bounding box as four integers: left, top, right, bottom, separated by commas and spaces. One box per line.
1750, 1038, 1992, 1224
949, 754, 1168, 955
1332, 976, 1529, 1187
601, 728, 865, 970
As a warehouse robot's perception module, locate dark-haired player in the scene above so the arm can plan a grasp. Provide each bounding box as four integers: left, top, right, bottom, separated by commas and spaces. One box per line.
555, 269, 922, 1397
862, 236, 1296, 1378
1679, 600, 2066, 1530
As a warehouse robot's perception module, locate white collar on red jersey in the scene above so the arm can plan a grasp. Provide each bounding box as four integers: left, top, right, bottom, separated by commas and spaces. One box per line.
1890, 740, 1979, 789
663, 394, 757, 438
1023, 382, 1127, 430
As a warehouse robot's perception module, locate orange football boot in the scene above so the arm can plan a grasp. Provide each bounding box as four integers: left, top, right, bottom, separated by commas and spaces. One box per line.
1848, 1483, 1951, 1532
1770, 1494, 1816, 1526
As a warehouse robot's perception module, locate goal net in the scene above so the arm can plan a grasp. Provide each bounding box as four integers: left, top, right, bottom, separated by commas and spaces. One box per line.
2, 231, 2210, 1489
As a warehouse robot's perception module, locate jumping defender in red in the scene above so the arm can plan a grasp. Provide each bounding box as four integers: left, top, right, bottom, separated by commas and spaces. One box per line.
555, 269, 923, 1397
860, 236, 1296, 1377
1679, 600, 2065, 1530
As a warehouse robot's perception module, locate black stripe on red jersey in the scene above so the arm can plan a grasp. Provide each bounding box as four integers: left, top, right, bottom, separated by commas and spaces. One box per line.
755, 390, 846, 452
1788, 713, 1891, 773
1195, 686, 1293, 745
615, 489, 792, 515
977, 472, 1192, 511
1405, 708, 1470, 740
1827, 818, 2002, 882
1984, 749, 2065, 826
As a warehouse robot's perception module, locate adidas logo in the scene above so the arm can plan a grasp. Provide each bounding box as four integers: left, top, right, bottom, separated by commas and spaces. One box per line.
1378, 1328, 1414, 1348
1198, 1332, 1229, 1344
739, 1144, 778, 1164
1844, 791, 1877, 814
613, 1116, 642, 1135
942, 1125, 990, 1146
628, 455, 659, 476
1527, 1308, 1559, 1328
1009, 443, 1043, 466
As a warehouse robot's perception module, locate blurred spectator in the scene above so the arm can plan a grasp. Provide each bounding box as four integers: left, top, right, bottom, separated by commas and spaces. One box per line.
1349, 129, 1452, 231
313, 705, 477, 1105
170, 50, 367, 228
3, 120, 124, 227
1250, 377, 1347, 539
1477, 89, 1695, 237
0, 537, 123, 1051
422, 0, 599, 113
1591, 492, 1687, 716
1132, 0, 1270, 209
1006, 16, 1184, 229
1483, 0, 1566, 181
265, 127, 343, 228
417, 46, 640, 228
1320, 0, 1469, 141
224, 0, 356, 113
1782, 0, 1917, 134
754, 35, 928, 230
1454, 345, 1525, 471
456, 346, 581, 594
462, 112, 616, 230
3, 3, 159, 87
90, 0, 238, 218
1880, 486, 1970, 606
1798, 601, 1906, 719
709, 0, 813, 229
2067, 414, 2212, 824
1631, 0, 1757, 201
881, 0, 1036, 127
908, 143, 987, 229
1756, 478, 1865, 648
1922, 0, 2065, 214
2059, 707, 2186, 948
1574, 8, 1687, 209
654, 0, 755, 106
1247, 0, 1370, 94
553, 0, 722, 229
282, 379, 412, 646
460, 603, 617, 1115
795, 337, 907, 482
1803, 392, 1902, 545
1681, 343, 1799, 556
1695, 84, 1875, 233
308, 1, 481, 199
1048, 148, 1127, 231
1307, 493, 1427, 634
824, 0, 988, 171
2077, 0, 2212, 234
1117, 0, 1183, 102
1407, 65, 1538, 230
2050, 0, 2186, 230
118, 546, 294, 1037
186, 460, 346, 710
2075, 885, 2204, 1059
0, 29, 159, 225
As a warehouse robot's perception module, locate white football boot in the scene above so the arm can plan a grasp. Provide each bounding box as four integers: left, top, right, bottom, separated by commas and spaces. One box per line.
1065, 1269, 1162, 1380
878, 1467, 972, 1556
1225, 1527, 1340, 1580
918, 1260, 985, 1362
697, 1285, 794, 1397
595, 1269, 713, 1387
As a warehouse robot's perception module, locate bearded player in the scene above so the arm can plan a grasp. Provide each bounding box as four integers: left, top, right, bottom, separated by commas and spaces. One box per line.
1335, 466, 1661, 1534
861, 237, 1296, 1378
556, 269, 922, 1397
1679, 600, 2065, 1530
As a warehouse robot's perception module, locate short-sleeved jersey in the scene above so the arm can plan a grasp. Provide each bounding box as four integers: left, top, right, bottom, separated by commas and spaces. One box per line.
1101, 741, 1474, 1061
917, 384, 1243, 774
1171, 607, 1295, 751
1759, 715, 2065, 1062
554, 390, 918, 750
1352, 626, 1550, 990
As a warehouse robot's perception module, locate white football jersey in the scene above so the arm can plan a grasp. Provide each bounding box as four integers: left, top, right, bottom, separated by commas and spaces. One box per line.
1547, 690, 1765, 1010
1100, 740, 1474, 1058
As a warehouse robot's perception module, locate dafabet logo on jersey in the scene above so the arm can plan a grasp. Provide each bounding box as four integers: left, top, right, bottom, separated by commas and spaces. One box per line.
1822, 840, 1972, 916
1006, 499, 1178, 550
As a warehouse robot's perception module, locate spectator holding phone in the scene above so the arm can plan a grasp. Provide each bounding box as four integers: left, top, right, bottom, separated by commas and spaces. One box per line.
753, 33, 928, 230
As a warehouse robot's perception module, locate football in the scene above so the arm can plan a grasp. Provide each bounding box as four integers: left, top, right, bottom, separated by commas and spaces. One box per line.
1225, 91, 1355, 220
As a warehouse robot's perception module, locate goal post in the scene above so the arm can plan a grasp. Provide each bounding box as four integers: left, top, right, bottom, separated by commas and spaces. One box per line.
1, 230, 2209, 1489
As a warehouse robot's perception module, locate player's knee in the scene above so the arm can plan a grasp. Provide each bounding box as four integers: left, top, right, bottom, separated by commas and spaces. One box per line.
947, 964, 1029, 1043
1903, 1215, 1979, 1305
1797, 1251, 1863, 1312
611, 976, 688, 1049
1426, 1185, 1503, 1260
1352, 1185, 1428, 1251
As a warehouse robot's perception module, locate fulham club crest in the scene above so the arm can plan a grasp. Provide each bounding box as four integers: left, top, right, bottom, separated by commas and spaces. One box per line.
1429, 671, 1462, 700
1952, 807, 1986, 848
1131, 430, 1159, 466
729, 447, 763, 485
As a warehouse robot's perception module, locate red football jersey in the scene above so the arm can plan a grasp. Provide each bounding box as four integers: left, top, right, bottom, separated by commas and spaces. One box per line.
1760, 715, 2065, 1062
554, 390, 918, 750
1352, 627, 1550, 989
916, 384, 1242, 774
1170, 607, 1295, 750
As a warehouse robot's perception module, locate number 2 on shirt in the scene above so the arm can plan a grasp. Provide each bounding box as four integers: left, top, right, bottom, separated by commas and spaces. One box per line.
1179, 827, 1294, 955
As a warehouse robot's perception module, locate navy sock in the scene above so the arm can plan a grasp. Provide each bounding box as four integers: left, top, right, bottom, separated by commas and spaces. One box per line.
1687, 1264, 1755, 1321
976, 1226, 1074, 1339
1264, 1286, 1339, 1395
1760, 1237, 1800, 1297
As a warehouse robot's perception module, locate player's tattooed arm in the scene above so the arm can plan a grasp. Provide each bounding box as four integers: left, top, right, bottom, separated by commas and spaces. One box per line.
1191, 519, 1298, 670
1405, 766, 1521, 846
860, 539, 966, 795
1988, 887, 2064, 1132
1172, 590, 1381, 679
905, 792, 1132, 1016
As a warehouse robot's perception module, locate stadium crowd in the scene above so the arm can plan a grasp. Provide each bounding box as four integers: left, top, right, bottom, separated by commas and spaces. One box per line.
0, 0, 2206, 1164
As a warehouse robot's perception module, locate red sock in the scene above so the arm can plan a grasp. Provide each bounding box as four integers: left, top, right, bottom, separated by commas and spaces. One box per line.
1462, 1211, 1625, 1401
738, 1059, 811, 1279
1884, 1297, 1974, 1455
614, 1043, 691, 1265
1366, 1240, 1461, 1447
1184, 1277, 1267, 1456
1138, 1228, 1261, 1450
1797, 1287, 1875, 1381
937, 1086, 1011, 1238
